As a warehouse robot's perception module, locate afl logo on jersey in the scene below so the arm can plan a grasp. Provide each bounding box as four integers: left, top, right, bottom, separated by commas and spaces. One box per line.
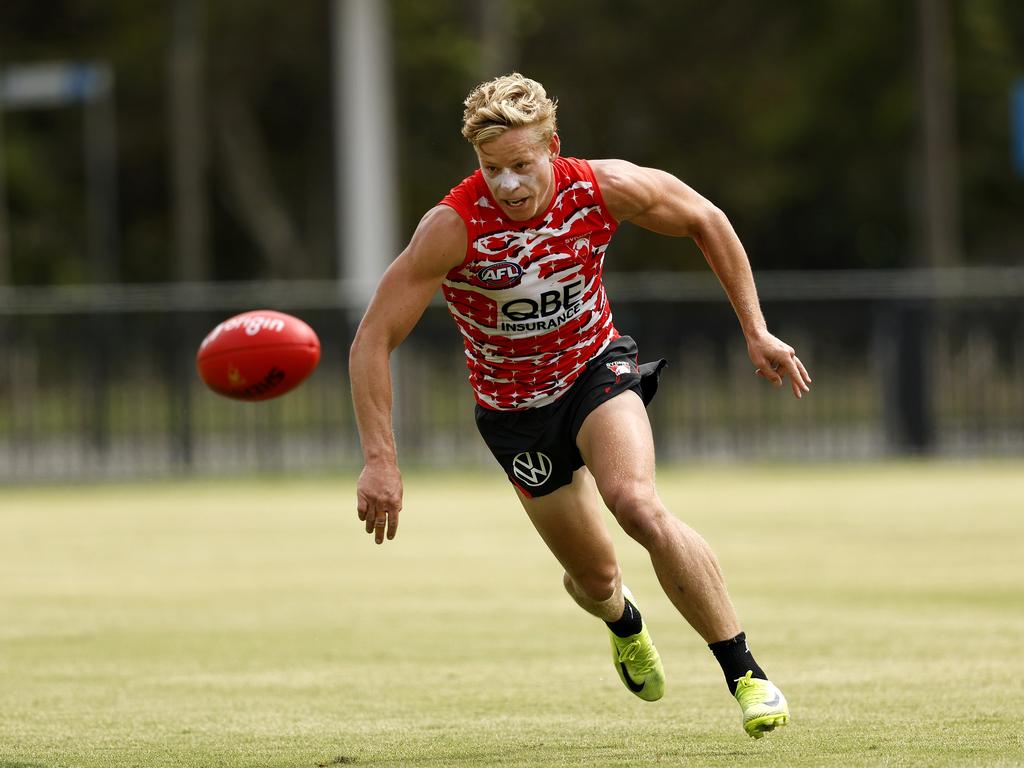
476, 261, 523, 289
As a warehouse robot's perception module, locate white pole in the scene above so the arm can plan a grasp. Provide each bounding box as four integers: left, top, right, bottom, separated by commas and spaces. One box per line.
332, 0, 398, 313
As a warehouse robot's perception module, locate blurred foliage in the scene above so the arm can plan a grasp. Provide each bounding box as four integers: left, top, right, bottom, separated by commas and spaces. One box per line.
1, 0, 1023, 284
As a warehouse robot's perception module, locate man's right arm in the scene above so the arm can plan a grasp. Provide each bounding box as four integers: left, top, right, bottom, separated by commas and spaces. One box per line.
349, 205, 466, 544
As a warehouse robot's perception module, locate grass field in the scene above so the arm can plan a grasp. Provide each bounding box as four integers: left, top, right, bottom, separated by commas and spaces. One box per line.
1, 462, 1022, 767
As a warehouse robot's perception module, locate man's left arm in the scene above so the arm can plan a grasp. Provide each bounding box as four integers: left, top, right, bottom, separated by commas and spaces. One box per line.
592, 158, 812, 398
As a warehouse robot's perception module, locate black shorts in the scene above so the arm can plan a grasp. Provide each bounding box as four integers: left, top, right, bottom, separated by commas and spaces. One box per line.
474, 335, 667, 498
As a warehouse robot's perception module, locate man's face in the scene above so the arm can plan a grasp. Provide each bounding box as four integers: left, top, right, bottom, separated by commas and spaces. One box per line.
475, 127, 559, 222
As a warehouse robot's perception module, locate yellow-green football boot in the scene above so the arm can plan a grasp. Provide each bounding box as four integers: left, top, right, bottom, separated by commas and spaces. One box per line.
734, 670, 790, 738
607, 586, 665, 702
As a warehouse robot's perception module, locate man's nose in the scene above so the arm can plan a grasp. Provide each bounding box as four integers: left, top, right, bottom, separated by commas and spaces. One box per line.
497, 170, 519, 191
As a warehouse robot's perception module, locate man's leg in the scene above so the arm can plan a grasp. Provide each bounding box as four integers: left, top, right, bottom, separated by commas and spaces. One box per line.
575, 390, 789, 736
576, 390, 740, 643
516, 467, 623, 620
516, 469, 665, 701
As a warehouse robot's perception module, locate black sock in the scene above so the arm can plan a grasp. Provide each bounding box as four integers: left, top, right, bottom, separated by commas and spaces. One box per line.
605, 596, 643, 638
708, 632, 766, 695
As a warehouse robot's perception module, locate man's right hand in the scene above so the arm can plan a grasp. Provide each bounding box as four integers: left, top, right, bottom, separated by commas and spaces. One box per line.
356, 461, 403, 545
348, 205, 465, 547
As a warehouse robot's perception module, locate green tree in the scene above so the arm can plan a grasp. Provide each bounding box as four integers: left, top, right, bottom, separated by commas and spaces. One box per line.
1, 0, 1021, 285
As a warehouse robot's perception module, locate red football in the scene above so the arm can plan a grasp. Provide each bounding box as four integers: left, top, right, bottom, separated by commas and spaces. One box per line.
196, 309, 321, 401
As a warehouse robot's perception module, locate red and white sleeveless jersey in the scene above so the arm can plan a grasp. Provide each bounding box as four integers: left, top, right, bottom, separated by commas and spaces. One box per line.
439, 156, 620, 410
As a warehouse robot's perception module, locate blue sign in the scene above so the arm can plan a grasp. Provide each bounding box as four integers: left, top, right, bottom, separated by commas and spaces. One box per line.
1013, 78, 1024, 177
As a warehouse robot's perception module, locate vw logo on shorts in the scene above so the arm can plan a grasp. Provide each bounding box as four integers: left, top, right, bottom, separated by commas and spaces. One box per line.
512, 451, 553, 487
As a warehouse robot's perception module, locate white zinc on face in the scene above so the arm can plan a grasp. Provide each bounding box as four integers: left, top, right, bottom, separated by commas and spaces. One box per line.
475, 126, 560, 222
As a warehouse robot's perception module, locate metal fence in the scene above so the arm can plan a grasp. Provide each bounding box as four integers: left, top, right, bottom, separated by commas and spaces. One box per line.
1, 268, 1023, 483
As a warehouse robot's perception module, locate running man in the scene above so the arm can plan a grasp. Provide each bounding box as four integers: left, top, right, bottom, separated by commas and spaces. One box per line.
349, 73, 811, 738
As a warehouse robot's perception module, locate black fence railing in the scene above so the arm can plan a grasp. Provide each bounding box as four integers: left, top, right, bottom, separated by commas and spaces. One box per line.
1, 268, 1022, 482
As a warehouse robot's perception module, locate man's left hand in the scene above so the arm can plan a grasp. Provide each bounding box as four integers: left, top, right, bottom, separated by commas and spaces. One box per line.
746, 330, 812, 399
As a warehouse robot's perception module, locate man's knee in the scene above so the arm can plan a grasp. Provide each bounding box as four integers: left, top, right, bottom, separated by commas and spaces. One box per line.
564, 565, 619, 604
607, 486, 669, 546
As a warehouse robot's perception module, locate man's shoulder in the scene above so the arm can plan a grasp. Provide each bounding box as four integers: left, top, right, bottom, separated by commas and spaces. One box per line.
401, 204, 467, 276
586, 159, 652, 222
588, 158, 636, 185
420, 204, 467, 239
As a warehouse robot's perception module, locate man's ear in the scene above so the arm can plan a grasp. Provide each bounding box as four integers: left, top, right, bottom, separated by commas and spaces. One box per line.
548, 133, 561, 159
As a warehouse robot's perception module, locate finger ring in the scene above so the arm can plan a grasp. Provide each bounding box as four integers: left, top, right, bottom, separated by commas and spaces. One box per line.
374, 518, 387, 527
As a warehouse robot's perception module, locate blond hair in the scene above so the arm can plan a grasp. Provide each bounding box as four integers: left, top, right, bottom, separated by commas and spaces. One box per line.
461, 73, 558, 147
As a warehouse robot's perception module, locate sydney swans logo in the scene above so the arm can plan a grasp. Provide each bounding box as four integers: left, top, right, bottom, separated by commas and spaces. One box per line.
512, 451, 553, 487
